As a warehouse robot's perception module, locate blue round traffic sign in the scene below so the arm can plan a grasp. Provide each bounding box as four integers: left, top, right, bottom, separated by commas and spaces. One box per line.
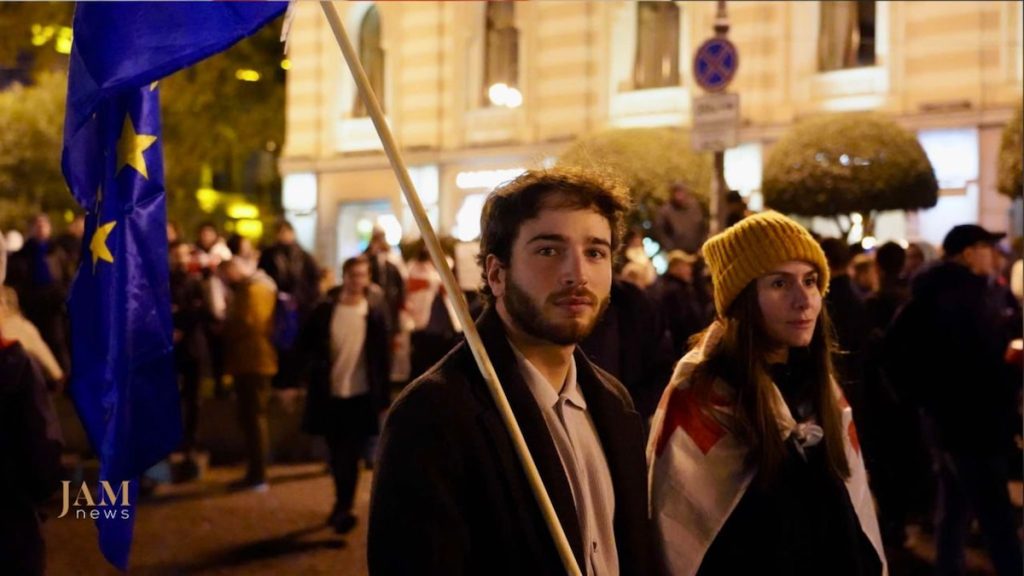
693, 37, 738, 92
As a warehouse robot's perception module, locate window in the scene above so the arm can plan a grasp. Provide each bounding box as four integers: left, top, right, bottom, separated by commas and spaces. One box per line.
818, 1, 876, 72
353, 5, 384, 117
483, 2, 520, 107
634, 2, 680, 89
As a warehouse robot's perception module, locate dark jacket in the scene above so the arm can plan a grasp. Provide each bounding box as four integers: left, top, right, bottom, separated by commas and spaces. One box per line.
5, 238, 72, 372
0, 340, 63, 576
364, 250, 405, 336
258, 242, 321, 318
582, 279, 675, 420
883, 261, 1016, 453
302, 286, 391, 435
649, 274, 710, 359
368, 308, 656, 576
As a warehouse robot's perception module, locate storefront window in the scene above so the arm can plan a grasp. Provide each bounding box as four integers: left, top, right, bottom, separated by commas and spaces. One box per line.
634, 2, 680, 90
354, 5, 384, 117
818, 0, 876, 72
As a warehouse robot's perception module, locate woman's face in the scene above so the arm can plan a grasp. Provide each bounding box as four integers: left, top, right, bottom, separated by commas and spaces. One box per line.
755, 260, 822, 350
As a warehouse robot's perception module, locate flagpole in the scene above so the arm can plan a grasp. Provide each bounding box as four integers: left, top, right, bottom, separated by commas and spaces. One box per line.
318, 3, 582, 575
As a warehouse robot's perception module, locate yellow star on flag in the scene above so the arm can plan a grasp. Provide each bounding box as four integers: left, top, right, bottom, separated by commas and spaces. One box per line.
116, 115, 158, 179
90, 220, 117, 271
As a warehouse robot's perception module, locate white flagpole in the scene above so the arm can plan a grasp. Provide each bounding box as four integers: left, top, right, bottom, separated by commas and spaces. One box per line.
317, 3, 582, 575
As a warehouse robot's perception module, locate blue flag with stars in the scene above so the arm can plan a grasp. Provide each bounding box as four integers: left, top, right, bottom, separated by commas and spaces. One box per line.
61, 3, 286, 570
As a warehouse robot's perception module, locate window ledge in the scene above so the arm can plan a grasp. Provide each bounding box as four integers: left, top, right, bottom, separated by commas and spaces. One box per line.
336, 116, 386, 153
812, 65, 888, 101
610, 86, 690, 128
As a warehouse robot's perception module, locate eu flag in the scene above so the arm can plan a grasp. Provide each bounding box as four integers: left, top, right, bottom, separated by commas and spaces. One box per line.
61, 3, 286, 570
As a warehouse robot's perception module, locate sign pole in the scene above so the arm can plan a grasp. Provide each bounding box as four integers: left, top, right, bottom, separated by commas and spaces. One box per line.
711, 0, 730, 234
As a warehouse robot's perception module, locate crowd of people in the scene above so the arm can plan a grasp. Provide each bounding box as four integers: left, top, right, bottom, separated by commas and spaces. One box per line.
2, 170, 1022, 574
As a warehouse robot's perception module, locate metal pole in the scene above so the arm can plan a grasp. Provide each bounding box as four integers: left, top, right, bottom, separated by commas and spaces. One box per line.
710, 0, 730, 234
317, 4, 582, 575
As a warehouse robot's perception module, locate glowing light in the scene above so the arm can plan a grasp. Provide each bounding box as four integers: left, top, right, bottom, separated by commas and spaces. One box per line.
861, 236, 878, 250
226, 202, 259, 220
235, 69, 261, 82
235, 219, 264, 238
280, 59, 292, 71
64, 210, 75, 224
487, 83, 523, 108
55, 27, 72, 55
455, 168, 525, 190
376, 214, 403, 246
195, 187, 220, 213
851, 213, 863, 224
897, 239, 909, 249
282, 173, 317, 212
31, 24, 53, 46
453, 193, 488, 242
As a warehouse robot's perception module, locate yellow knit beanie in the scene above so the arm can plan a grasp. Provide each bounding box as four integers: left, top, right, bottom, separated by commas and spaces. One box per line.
701, 211, 830, 317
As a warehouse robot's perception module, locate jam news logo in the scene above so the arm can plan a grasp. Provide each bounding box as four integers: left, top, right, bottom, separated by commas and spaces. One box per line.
58, 480, 132, 520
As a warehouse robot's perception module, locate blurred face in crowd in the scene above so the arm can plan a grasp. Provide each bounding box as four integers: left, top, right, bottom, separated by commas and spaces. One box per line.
487, 199, 612, 347
962, 242, 995, 277
276, 225, 296, 246
169, 243, 192, 272
904, 244, 924, 276
756, 260, 822, 350
342, 261, 371, 297
31, 215, 52, 242
68, 215, 85, 239
198, 226, 218, 251
219, 259, 245, 287
669, 260, 694, 283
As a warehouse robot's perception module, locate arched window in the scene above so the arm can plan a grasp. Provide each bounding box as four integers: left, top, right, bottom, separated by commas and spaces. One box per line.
353, 5, 384, 117
634, 2, 680, 90
818, 0, 876, 71
483, 2, 520, 107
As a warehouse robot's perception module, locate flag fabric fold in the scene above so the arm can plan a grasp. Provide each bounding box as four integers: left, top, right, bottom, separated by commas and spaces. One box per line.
61, 3, 286, 570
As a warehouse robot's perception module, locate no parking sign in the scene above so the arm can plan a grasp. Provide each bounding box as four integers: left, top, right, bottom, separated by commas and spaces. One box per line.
693, 37, 738, 93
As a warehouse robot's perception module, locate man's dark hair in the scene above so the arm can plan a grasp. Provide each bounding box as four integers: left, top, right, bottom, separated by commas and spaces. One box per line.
874, 241, 906, 279
342, 254, 370, 276
476, 168, 630, 303
274, 219, 295, 234
819, 237, 852, 270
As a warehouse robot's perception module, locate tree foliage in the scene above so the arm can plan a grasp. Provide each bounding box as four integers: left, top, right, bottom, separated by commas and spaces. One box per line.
763, 112, 938, 219
998, 105, 1022, 199
557, 127, 712, 227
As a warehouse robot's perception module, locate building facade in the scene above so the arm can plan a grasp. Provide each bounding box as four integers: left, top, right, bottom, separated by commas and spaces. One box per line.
281, 1, 1023, 271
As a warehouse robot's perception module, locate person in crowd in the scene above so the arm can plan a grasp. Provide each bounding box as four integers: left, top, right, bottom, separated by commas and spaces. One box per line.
55, 213, 85, 271
194, 222, 230, 396
405, 242, 460, 381
649, 250, 709, 361
166, 220, 182, 244
723, 190, 752, 228
902, 240, 938, 280
227, 233, 260, 276
652, 181, 708, 255
0, 240, 64, 576
648, 211, 886, 576
850, 253, 877, 300
219, 257, 278, 491
170, 241, 208, 476
884, 224, 1023, 576
302, 256, 391, 534
0, 286, 64, 386
258, 220, 321, 389
363, 226, 405, 338
5, 214, 73, 374
581, 277, 674, 423
369, 169, 656, 574
819, 237, 869, 418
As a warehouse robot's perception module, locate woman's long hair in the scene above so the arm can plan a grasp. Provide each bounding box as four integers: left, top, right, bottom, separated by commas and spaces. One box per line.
690, 282, 850, 486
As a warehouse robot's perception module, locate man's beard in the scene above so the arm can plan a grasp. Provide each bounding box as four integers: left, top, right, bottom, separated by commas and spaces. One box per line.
503, 273, 610, 346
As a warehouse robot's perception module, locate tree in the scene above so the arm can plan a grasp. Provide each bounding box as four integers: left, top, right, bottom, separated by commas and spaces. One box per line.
558, 127, 712, 228
998, 105, 1022, 199
762, 112, 938, 236
0, 71, 76, 231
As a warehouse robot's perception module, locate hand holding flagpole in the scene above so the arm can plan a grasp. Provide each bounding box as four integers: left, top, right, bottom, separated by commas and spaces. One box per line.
317, 3, 582, 575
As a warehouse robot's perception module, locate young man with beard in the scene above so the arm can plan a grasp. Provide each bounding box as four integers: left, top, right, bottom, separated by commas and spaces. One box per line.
368, 169, 656, 575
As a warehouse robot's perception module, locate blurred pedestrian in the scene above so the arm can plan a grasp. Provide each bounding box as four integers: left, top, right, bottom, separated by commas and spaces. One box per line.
405, 243, 459, 381
363, 226, 404, 338
0, 286, 64, 387
903, 240, 938, 280
622, 228, 657, 288
652, 181, 707, 254
648, 211, 885, 576
5, 214, 72, 374
55, 213, 85, 270
258, 220, 321, 390
0, 242, 64, 576
850, 253, 877, 299
219, 257, 278, 491
648, 249, 708, 361
819, 238, 869, 419
724, 190, 752, 228
194, 222, 229, 396
170, 241, 208, 475
369, 169, 656, 574
302, 256, 391, 533
883, 224, 1023, 576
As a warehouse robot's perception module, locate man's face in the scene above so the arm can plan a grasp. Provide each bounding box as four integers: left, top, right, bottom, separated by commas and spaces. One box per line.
277, 226, 295, 245
669, 260, 693, 283
31, 216, 51, 241
963, 243, 995, 277
170, 244, 192, 271
343, 262, 371, 296
487, 205, 613, 346
198, 227, 217, 249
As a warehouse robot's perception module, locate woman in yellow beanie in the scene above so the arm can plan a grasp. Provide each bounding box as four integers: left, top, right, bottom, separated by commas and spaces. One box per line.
646, 212, 887, 576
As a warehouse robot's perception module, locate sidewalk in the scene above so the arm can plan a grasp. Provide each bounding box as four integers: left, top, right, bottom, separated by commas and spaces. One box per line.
44, 463, 371, 575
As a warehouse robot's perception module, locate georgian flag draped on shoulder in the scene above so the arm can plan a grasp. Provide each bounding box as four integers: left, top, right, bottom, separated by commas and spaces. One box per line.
645, 322, 887, 576
61, 3, 285, 570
